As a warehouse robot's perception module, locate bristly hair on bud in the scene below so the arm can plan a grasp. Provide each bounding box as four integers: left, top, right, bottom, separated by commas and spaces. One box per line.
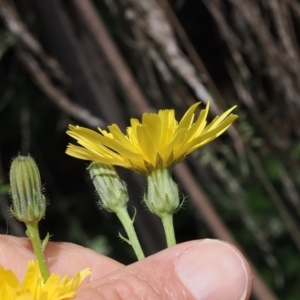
9, 155, 46, 224
144, 168, 180, 218
89, 162, 129, 213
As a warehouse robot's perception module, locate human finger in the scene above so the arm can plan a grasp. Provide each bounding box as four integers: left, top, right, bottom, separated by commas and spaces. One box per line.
76, 239, 252, 300
0, 234, 123, 281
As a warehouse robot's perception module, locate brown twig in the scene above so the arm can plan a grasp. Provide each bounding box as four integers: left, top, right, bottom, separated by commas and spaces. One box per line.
122, 0, 213, 105
72, 0, 152, 114
0, 0, 67, 83
266, 0, 300, 76
17, 49, 104, 128
159, 0, 248, 174
0, 0, 104, 127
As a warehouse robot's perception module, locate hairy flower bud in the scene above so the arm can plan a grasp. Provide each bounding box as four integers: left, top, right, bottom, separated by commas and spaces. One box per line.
89, 162, 128, 213
10, 155, 46, 224
144, 168, 180, 218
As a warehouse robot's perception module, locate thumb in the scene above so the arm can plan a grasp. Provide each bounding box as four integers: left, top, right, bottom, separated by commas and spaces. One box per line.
76, 239, 252, 300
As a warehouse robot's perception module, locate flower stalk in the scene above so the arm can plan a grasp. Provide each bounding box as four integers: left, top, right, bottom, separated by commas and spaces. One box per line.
89, 162, 144, 260
116, 207, 145, 260
144, 168, 179, 247
161, 214, 176, 247
26, 222, 49, 281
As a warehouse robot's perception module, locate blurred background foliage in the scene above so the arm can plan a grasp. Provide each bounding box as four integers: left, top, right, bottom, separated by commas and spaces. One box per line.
0, 0, 300, 299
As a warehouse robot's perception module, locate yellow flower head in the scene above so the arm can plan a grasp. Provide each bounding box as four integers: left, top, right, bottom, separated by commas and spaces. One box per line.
0, 260, 91, 300
66, 102, 238, 174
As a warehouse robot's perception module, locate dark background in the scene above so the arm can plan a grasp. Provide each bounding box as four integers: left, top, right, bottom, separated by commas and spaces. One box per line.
1, 0, 300, 299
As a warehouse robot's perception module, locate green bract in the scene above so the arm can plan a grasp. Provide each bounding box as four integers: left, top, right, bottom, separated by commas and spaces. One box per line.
144, 168, 179, 218
89, 162, 128, 213
10, 155, 46, 224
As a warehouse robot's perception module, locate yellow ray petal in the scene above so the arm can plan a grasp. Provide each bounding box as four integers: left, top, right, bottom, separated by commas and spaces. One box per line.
66, 103, 238, 174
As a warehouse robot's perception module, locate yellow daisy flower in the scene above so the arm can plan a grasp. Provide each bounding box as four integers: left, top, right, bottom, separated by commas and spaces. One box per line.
66, 102, 238, 174
0, 260, 91, 300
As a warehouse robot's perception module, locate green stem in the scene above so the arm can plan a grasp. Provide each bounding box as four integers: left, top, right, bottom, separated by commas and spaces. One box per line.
161, 214, 176, 247
26, 222, 49, 281
116, 207, 145, 260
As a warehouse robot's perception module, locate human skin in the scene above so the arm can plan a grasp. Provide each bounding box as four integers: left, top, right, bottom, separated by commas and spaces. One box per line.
0, 235, 252, 299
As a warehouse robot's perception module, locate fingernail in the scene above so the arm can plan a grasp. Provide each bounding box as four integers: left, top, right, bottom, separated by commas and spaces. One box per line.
176, 239, 249, 300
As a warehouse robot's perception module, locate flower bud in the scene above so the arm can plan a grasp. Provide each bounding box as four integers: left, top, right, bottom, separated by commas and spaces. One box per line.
89, 162, 128, 213
144, 168, 179, 218
9, 155, 46, 224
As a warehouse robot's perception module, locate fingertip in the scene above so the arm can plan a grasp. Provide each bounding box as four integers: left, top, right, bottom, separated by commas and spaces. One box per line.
0, 235, 34, 279
176, 239, 252, 300
44, 240, 123, 280
75, 239, 252, 300
0, 235, 123, 281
